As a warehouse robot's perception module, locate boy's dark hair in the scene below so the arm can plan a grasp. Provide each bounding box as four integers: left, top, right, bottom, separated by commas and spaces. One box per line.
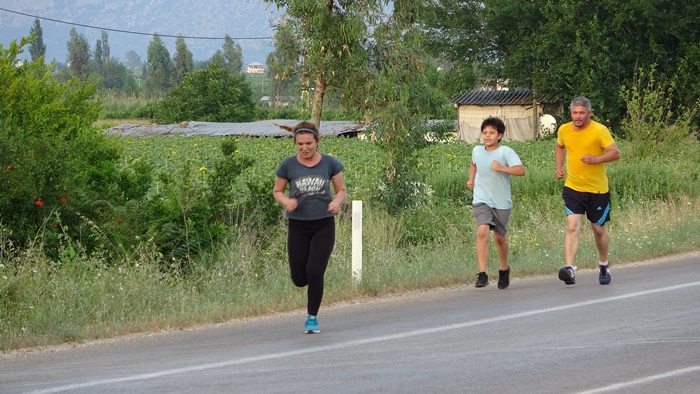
481, 116, 506, 135
481, 116, 506, 142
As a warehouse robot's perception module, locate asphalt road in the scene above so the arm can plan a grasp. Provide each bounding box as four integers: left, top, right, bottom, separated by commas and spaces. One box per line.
1, 252, 699, 394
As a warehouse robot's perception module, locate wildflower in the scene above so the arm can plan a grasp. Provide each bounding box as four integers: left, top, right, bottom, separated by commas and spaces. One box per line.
199, 166, 207, 172
35, 200, 43, 207
60, 197, 67, 204
117, 218, 123, 223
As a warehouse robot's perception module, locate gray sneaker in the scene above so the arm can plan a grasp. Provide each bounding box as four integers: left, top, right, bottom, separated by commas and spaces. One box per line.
599, 265, 611, 285
558, 265, 576, 285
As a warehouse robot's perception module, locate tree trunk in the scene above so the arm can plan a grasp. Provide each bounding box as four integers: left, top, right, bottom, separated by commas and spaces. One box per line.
311, 76, 326, 128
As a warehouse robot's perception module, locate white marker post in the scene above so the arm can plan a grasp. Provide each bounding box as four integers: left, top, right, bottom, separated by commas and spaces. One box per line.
352, 200, 363, 284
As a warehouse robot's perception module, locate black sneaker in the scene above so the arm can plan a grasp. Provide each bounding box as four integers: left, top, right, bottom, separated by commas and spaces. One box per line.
475, 272, 489, 288
599, 265, 611, 285
558, 265, 576, 285
498, 266, 510, 289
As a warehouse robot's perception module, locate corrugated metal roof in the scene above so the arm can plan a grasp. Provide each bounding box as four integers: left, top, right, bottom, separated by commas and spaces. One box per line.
451, 89, 550, 106
104, 120, 365, 137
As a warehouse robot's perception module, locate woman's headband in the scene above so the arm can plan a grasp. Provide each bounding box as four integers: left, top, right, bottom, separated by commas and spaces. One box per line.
294, 128, 318, 136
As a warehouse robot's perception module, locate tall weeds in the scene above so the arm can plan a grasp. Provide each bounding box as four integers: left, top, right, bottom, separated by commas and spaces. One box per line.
620, 67, 699, 159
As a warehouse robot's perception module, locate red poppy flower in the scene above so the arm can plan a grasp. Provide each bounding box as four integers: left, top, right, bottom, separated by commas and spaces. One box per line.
35, 201, 43, 207
117, 218, 123, 223
60, 197, 67, 204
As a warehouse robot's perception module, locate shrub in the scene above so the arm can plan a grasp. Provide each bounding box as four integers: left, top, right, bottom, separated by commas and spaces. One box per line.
0, 39, 151, 256
619, 67, 699, 159
154, 62, 256, 124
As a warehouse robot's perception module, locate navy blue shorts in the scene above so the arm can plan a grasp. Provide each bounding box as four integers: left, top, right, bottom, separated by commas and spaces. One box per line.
563, 186, 611, 226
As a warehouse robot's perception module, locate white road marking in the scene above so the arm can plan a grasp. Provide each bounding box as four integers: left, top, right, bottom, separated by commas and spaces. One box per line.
576, 365, 700, 393
27, 281, 700, 394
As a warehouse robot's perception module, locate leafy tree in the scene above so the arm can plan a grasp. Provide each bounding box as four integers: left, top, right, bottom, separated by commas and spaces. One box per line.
101, 58, 130, 89
420, 0, 700, 128
351, 3, 452, 212
88, 30, 128, 90
222, 35, 243, 75
418, 0, 485, 97
208, 50, 225, 66
154, 62, 256, 123
124, 50, 142, 70
145, 34, 174, 94
620, 67, 699, 158
193, 59, 210, 70
101, 31, 110, 62
173, 35, 194, 85
264, 0, 382, 125
266, 20, 301, 108
66, 28, 91, 79
28, 18, 46, 63
264, 0, 451, 213
92, 38, 103, 74
0, 38, 151, 254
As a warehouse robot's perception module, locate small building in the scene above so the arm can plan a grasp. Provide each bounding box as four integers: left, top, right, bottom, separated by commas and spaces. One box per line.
246, 62, 265, 74
451, 89, 555, 143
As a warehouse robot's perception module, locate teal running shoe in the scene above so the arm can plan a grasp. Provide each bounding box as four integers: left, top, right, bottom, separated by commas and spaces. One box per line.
305, 315, 320, 334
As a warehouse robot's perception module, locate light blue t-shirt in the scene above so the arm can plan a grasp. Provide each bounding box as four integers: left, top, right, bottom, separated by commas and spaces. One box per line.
471, 145, 522, 209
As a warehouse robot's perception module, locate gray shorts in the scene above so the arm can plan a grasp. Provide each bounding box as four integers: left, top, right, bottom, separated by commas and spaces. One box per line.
473, 203, 511, 235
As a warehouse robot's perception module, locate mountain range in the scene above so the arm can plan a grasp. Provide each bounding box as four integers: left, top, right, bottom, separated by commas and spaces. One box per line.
0, 0, 284, 66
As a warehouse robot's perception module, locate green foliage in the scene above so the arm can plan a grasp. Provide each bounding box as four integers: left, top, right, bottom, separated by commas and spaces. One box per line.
417, 0, 484, 97
245, 71, 275, 102
0, 39, 152, 256
619, 67, 699, 158
173, 35, 194, 85
359, 15, 452, 213
154, 62, 256, 123
3, 128, 700, 350
222, 35, 244, 76
28, 18, 46, 63
420, 0, 700, 130
264, 0, 383, 125
145, 34, 174, 94
610, 157, 700, 201
206, 139, 256, 226
399, 203, 469, 246
254, 106, 304, 121
99, 59, 132, 90
67, 27, 91, 80
266, 22, 301, 103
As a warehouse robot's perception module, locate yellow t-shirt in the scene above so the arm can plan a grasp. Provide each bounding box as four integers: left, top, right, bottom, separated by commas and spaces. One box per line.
556, 120, 615, 193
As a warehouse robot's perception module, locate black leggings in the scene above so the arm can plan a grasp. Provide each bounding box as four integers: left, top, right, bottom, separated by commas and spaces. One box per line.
287, 217, 336, 316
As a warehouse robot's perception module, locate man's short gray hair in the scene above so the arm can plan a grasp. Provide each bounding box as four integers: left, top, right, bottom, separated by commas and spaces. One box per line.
570, 96, 592, 111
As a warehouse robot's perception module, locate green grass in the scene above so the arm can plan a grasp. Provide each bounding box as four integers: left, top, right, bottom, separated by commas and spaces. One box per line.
2, 136, 700, 351
2, 196, 699, 351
